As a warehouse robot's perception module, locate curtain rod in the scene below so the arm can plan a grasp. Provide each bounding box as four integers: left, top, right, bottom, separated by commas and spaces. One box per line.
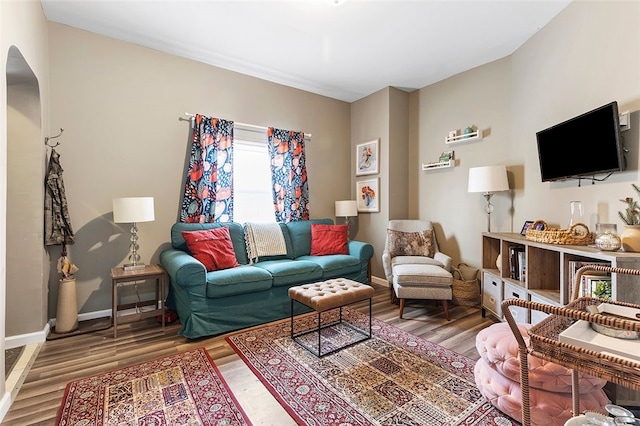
180, 112, 312, 139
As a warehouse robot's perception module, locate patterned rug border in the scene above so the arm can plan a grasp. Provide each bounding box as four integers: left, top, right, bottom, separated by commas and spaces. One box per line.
226, 310, 516, 426
56, 347, 252, 426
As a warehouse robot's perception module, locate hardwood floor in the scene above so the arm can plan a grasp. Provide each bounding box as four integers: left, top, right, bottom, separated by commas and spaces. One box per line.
2, 284, 498, 425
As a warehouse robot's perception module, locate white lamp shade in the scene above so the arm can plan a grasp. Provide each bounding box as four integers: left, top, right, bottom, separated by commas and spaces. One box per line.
335, 200, 358, 217
113, 197, 155, 223
468, 165, 509, 193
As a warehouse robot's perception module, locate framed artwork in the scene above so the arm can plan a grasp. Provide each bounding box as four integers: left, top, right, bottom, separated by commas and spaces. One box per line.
520, 220, 534, 236
357, 178, 379, 212
356, 139, 379, 176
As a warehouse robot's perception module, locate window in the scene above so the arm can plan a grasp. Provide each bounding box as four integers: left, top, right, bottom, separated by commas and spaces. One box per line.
233, 132, 275, 224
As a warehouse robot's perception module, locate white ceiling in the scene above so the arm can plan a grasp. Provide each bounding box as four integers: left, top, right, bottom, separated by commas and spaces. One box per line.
40, 0, 571, 102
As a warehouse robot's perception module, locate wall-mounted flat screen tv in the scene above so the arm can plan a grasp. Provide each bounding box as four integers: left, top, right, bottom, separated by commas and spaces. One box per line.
536, 101, 624, 182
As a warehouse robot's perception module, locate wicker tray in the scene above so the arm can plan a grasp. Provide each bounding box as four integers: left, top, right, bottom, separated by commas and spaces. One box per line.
526, 297, 640, 390
525, 220, 594, 245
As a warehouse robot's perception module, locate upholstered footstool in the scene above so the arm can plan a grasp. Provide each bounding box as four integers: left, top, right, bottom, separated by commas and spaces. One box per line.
392, 264, 453, 320
289, 278, 374, 357
475, 322, 609, 425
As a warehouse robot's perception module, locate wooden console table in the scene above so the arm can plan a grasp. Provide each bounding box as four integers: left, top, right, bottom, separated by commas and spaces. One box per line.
502, 265, 640, 426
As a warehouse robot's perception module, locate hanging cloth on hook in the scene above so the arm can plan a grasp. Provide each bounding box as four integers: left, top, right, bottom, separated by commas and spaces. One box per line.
44, 148, 75, 246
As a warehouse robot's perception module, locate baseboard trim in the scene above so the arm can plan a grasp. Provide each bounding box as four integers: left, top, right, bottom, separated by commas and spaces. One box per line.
5, 323, 49, 349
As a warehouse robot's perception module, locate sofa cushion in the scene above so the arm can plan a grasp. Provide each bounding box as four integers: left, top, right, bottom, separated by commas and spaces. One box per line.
253, 259, 323, 287
182, 228, 240, 272
205, 265, 273, 299
171, 222, 249, 265
298, 254, 361, 278
310, 224, 348, 255
286, 218, 334, 258
387, 229, 435, 258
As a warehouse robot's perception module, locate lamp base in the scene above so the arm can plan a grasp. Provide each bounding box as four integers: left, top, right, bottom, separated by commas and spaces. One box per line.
123, 263, 146, 272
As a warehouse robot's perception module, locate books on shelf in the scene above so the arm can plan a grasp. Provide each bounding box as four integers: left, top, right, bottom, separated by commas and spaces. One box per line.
508, 246, 526, 281
568, 260, 610, 299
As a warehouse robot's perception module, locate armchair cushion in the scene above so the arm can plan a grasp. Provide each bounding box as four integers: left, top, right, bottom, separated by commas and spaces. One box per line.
387, 229, 435, 258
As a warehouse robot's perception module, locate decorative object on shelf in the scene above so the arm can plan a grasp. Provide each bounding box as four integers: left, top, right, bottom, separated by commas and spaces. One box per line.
467, 165, 509, 232
618, 183, 640, 225
445, 129, 483, 145
355, 138, 379, 176
520, 220, 535, 236
335, 200, 358, 238
568, 201, 584, 228
525, 219, 594, 245
113, 197, 155, 270
422, 151, 455, 171
356, 178, 379, 212
594, 223, 621, 251
618, 184, 640, 252
621, 225, 640, 253
439, 150, 453, 162
496, 254, 502, 272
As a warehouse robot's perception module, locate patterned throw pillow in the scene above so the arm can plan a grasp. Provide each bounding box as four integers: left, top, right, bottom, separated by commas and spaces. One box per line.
387, 229, 435, 258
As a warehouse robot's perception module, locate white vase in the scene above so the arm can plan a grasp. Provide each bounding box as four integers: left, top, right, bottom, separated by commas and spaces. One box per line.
620, 225, 640, 253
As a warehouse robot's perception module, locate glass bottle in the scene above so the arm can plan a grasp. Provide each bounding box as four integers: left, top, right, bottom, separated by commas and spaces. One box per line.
569, 201, 584, 227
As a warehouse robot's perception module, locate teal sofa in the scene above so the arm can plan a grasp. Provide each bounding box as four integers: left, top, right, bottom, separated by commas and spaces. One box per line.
160, 218, 374, 339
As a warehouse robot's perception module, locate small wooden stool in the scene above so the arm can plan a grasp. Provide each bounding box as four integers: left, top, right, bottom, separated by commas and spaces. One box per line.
289, 278, 374, 357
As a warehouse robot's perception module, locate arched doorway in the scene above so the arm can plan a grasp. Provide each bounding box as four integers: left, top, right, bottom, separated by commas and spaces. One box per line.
5, 45, 44, 394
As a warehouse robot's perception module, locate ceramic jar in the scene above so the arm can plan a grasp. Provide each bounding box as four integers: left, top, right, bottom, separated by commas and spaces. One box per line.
594, 223, 621, 251
621, 225, 640, 252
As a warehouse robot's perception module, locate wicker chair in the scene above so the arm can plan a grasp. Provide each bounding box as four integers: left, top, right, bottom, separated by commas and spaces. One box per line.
382, 220, 453, 320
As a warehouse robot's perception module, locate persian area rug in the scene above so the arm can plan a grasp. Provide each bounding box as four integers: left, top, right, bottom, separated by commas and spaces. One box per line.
227, 310, 517, 426
56, 347, 252, 426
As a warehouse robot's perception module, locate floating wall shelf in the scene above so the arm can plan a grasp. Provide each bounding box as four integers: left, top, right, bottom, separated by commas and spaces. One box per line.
445, 130, 483, 145
422, 160, 454, 171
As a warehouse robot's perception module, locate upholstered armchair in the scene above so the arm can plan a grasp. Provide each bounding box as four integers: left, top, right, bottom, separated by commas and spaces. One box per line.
382, 220, 454, 320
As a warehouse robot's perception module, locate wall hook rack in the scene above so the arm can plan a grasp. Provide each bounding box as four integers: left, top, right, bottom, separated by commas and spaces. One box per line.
45, 128, 64, 147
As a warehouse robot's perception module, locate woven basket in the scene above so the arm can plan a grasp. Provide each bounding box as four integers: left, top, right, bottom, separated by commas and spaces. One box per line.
451, 267, 480, 306
525, 220, 594, 245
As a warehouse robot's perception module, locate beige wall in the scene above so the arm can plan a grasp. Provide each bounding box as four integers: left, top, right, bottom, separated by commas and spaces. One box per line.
1, 0, 50, 413
47, 23, 352, 315
355, 0, 640, 276
350, 88, 389, 278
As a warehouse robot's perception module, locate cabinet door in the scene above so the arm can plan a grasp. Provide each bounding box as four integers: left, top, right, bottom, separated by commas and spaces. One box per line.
529, 293, 551, 325
482, 271, 503, 318
503, 282, 529, 324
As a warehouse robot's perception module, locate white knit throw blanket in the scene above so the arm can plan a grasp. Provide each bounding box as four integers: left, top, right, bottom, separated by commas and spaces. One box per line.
244, 222, 288, 263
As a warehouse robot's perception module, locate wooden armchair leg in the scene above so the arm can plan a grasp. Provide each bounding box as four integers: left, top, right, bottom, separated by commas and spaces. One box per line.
399, 298, 405, 319
442, 300, 451, 321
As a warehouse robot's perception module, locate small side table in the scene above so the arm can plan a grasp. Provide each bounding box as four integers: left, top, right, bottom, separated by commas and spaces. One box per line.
111, 264, 166, 338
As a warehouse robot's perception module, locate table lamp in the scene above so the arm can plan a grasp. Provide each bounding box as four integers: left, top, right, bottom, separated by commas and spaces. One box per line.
335, 200, 358, 238
113, 197, 155, 271
468, 166, 509, 232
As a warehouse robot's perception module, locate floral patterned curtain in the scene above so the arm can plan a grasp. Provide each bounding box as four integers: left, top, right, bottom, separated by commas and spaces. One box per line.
180, 114, 234, 223
268, 127, 309, 223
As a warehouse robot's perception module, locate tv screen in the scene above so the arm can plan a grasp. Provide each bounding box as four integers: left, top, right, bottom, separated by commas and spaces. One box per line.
536, 101, 624, 182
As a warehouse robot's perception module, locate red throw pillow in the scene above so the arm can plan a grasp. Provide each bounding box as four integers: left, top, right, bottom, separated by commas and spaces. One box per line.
310, 224, 348, 256
181, 227, 240, 272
